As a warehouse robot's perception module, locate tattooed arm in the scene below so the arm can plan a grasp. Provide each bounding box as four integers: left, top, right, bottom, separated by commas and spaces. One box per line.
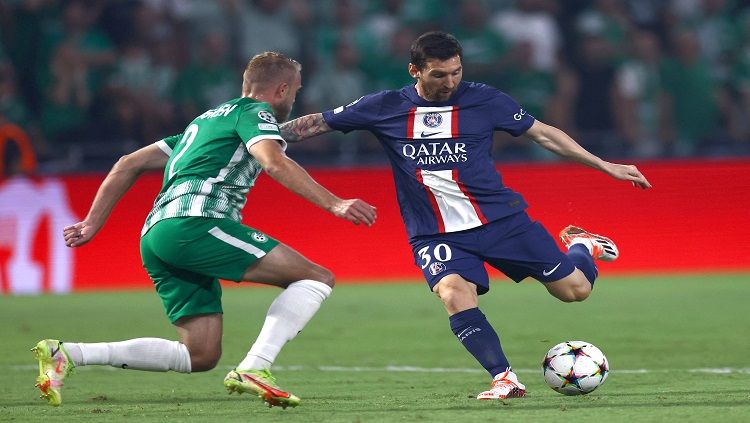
280, 113, 334, 143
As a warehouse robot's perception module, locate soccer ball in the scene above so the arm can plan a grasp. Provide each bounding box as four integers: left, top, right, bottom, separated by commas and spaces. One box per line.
542, 341, 609, 395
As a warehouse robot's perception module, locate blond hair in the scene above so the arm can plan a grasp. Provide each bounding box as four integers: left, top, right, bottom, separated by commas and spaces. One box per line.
242, 52, 301, 94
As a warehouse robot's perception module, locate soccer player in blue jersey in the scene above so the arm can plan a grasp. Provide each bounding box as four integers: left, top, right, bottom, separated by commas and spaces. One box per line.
280, 31, 652, 400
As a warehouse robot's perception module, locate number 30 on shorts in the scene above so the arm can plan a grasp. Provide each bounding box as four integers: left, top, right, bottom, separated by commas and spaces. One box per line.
417, 244, 453, 269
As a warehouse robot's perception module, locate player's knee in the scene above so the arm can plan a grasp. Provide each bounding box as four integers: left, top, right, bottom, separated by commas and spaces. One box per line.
573, 281, 592, 301
556, 284, 591, 303
293, 261, 335, 288
313, 265, 335, 288
434, 279, 477, 311
556, 293, 584, 303
190, 349, 222, 372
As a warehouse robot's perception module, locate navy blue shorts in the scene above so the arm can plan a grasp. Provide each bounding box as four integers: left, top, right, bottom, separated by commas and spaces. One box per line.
409, 212, 575, 295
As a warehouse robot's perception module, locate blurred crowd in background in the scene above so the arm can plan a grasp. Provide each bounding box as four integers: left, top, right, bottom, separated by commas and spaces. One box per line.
1, 0, 750, 175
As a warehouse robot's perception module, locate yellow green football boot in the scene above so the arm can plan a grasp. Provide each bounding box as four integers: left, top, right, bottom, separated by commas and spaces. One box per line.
31, 339, 73, 406
224, 368, 300, 409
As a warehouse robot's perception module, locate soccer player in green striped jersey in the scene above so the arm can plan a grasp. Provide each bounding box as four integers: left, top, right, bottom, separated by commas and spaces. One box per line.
33, 52, 376, 409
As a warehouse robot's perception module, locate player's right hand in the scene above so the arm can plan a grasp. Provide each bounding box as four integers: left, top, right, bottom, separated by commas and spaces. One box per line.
605, 162, 652, 189
63, 221, 98, 247
331, 199, 377, 227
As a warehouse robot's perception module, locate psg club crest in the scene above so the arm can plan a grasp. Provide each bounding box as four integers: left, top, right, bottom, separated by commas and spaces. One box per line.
422, 112, 443, 128
429, 261, 446, 276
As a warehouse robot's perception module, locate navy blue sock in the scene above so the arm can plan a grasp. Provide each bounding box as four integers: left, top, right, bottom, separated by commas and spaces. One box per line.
567, 243, 598, 286
449, 307, 509, 377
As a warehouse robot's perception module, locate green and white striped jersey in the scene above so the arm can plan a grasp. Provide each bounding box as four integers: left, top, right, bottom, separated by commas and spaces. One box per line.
141, 97, 285, 236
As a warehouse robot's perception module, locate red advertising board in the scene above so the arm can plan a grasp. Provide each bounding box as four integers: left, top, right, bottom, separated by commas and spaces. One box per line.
1, 159, 749, 294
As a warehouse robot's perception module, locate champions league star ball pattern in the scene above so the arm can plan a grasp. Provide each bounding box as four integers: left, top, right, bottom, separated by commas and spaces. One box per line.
542, 341, 609, 395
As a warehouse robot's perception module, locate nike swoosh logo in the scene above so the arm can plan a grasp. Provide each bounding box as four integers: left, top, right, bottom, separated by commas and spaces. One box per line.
420, 131, 441, 137
542, 262, 562, 276
241, 374, 291, 398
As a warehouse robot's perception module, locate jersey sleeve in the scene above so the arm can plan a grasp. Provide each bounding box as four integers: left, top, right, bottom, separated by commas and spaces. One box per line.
236, 103, 287, 150
322, 93, 382, 133
156, 133, 183, 155
490, 90, 535, 136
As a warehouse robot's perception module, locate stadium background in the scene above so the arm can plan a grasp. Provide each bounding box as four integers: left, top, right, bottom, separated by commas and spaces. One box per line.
1, 0, 749, 294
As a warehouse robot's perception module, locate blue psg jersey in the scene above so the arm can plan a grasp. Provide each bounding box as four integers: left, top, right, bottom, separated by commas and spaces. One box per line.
322, 81, 535, 239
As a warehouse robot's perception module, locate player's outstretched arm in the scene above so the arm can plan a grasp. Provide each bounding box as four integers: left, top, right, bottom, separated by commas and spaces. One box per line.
249, 139, 377, 226
63, 143, 169, 248
279, 113, 333, 143
524, 120, 652, 189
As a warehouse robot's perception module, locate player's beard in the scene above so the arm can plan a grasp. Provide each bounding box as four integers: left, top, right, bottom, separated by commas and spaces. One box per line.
274, 103, 292, 123
421, 83, 457, 102
435, 84, 459, 101
432, 91, 452, 102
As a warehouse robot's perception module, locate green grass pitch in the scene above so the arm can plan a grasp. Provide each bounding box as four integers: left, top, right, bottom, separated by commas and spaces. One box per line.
1, 274, 749, 422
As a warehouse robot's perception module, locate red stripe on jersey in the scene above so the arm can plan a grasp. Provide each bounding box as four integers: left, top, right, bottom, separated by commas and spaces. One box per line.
416, 168, 445, 233
406, 107, 416, 139
451, 106, 459, 138
452, 169, 488, 224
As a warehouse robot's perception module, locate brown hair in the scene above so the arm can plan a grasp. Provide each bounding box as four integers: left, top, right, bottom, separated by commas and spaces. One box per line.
410, 31, 462, 70
242, 52, 301, 93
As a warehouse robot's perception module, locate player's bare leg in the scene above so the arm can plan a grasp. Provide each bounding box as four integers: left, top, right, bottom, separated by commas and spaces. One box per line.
239, 242, 334, 287
432, 274, 478, 315
225, 242, 333, 408
544, 269, 593, 302
174, 313, 223, 371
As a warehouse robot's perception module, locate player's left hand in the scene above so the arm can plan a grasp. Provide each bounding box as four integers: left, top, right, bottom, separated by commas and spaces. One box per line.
605, 163, 652, 189
330, 198, 377, 226
63, 221, 99, 247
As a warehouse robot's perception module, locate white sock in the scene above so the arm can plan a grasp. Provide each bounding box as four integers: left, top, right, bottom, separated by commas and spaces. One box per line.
238, 280, 332, 370
570, 238, 594, 255
65, 338, 191, 373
